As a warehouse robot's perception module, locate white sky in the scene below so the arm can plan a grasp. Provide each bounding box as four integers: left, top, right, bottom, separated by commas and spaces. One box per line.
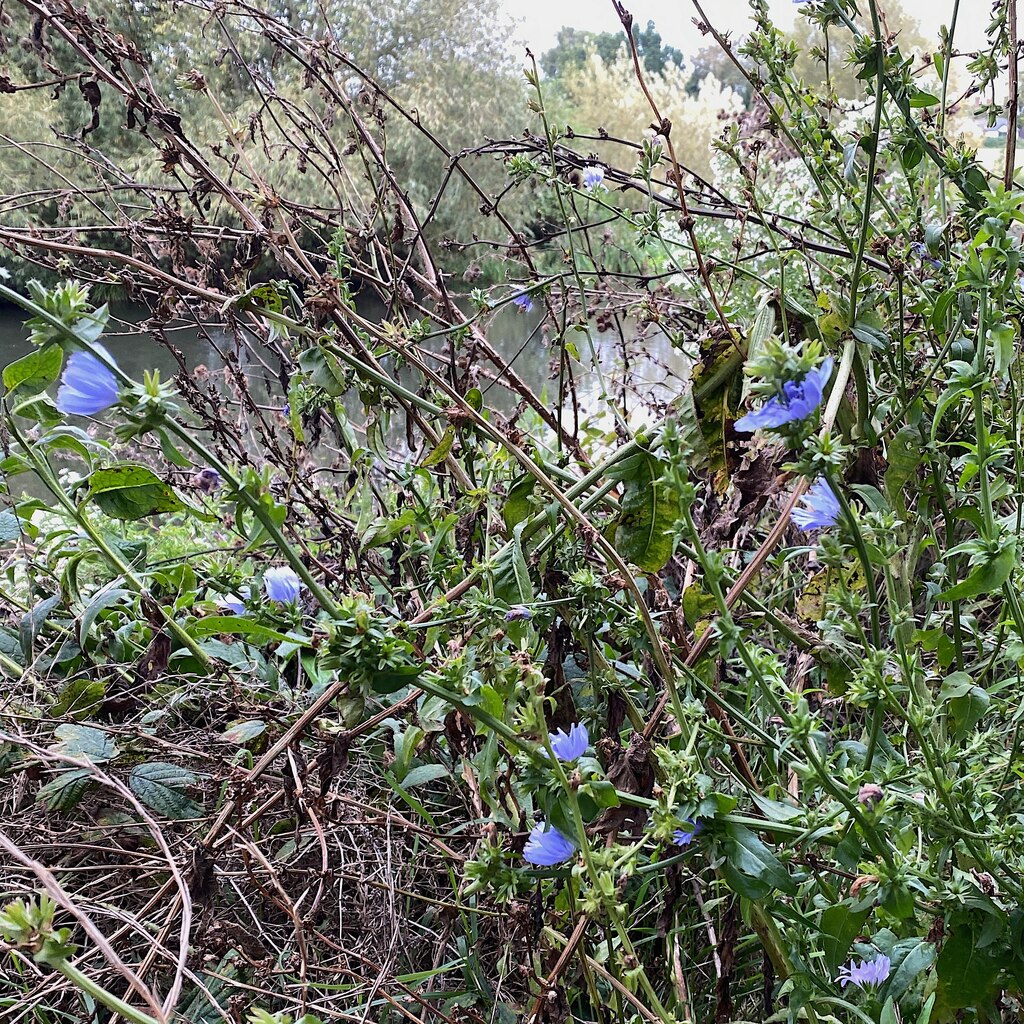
508, 0, 990, 58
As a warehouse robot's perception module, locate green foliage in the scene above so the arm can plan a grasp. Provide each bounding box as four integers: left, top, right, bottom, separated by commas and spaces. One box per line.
6, 2, 1024, 1024
541, 20, 684, 78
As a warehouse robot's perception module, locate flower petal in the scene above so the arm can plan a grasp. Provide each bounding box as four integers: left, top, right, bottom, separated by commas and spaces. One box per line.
522, 823, 575, 866
56, 348, 119, 416
264, 566, 303, 603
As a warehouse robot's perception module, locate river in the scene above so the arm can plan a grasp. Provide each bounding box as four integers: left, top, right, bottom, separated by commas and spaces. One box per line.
0, 299, 691, 470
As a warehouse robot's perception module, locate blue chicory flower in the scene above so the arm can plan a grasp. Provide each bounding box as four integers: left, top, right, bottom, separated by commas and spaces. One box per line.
792, 479, 841, 531
513, 294, 533, 314
549, 722, 589, 762
522, 823, 575, 866
837, 954, 891, 989
582, 165, 605, 190
55, 345, 120, 416
219, 588, 249, 615
505, 605, 533, 622
735, 356, 834, 432
264, 566, 303, 604
673, 820, 703, 846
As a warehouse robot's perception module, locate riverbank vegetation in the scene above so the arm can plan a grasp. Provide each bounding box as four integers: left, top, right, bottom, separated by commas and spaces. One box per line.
2, 2, 1024, 1023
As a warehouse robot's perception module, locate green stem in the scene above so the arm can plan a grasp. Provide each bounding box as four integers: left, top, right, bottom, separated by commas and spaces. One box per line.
54, 960, 161, 1024
10, 422, 214, 670
849, 0, 885, 324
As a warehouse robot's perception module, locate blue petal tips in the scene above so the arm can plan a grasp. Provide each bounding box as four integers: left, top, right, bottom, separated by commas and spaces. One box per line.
673, 820, 703, 847
264, 566, 303, 604
734, 356, 834, 433
837, 954, 891, 989
792, 479, 841, 531
549, 722, 589, 762
219, 589, 249, 615
522, 823, 575, 866
55, 345, 119, 416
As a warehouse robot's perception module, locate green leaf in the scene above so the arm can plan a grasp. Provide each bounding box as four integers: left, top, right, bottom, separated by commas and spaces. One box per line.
86, 465, 196, 521
916, 994, 936, 1024
938, 671, 973, 702
50, 676, 106, 720
949, 686, 990, 737
0, 626, 24, 668
20, 594, 61, 663
298, 347, 348, 396
612, 451, 677, 572
129, 762, 203, 820
503, 475, 536, 531
3, 345, 62, 398
156, 427, 195, 469
79, 587, 134, 645
370, 663, 424, 695
909, 91, 940, 107
820, 905, 870, 974
843, 140, 860, 183
188, 616, 313, 647
493, 522, 533, 604
935, 925, 1001, 1015
880, 998, 899, 1024
420, 426, 455, 469
361, 509, 417, 548
925, 222, 946, 252
51, 723, 118, 763
36, 768, 93, 812
884, 426, 922, 509
989, 321, 1016, 377
0, 509, 22, 543
722, 822, 796, 897
751, 794, 803, 823
400, 764, 450, 789
219, 720, 267, 745
851, 309, 890, 349
938, 540, 1016, 601
901, 140, 924, 171
581, 779, 620, 809
880, 938, 936, 1005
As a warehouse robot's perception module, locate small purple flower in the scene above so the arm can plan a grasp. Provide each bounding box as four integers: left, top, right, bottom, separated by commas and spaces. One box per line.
505, 605, 533, 622
55, 345, 119, 416
673, 820, 703, 847
512, 294, 534, 314
910, 242, 942, 271
522, 823, 575, 866
549, 722, 589, 762
194, 468, 222, 494
792, 479, 841, 531
264, 566, 302, 604
582, 165, 605, 190
735, 357, 834, 432
218, 586, 249, 615
837, 954, 891, 989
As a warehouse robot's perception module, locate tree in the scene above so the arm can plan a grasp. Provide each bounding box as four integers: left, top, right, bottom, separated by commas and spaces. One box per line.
552, 52, 743, 181
0, 0, 526, 247
687, 45, 754, 107
542, 20, 684, 79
